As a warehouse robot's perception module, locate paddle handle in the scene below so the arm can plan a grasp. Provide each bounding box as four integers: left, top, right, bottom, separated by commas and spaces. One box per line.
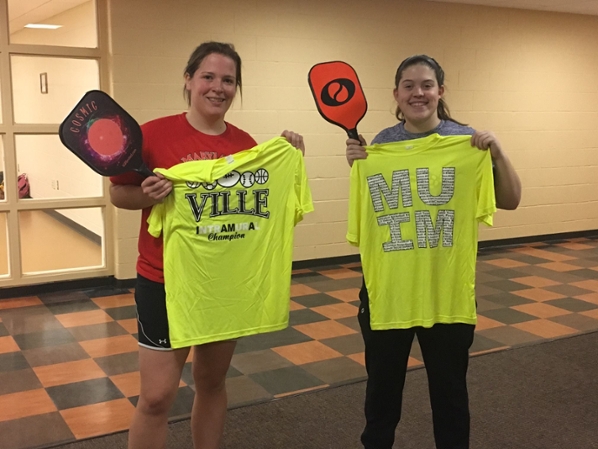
136, 163, 155, 178
347, 128, 359, 141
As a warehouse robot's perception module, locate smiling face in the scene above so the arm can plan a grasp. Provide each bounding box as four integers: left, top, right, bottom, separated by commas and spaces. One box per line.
393, 63, 445, 133
184, 52, 238, 124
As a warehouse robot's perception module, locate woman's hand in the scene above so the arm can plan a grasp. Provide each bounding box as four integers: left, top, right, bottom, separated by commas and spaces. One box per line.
281, 130, 305, 155
346, 135, 368, 167
141, 172, 172, 203
471, 130, 504, 160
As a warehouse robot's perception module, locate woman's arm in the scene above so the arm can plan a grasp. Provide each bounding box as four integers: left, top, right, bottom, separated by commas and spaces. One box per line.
110, 173, 172, 210
471, 131, 521, 210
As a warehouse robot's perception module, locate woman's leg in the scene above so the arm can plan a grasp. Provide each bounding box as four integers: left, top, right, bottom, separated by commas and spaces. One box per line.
190, 340, 237, 449
128, 346, 190, 449
417, 323, 475, 449
358, 281, 415, 449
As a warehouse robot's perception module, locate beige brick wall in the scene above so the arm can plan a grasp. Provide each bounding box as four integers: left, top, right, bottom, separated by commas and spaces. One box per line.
108, 0, 598, 279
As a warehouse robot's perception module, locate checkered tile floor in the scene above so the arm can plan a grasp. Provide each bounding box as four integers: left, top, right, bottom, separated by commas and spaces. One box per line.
1, 237, 598, 449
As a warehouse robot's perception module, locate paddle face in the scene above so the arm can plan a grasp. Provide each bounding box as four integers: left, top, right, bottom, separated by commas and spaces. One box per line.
59, 90, 153, 177
308, 61, 368, 140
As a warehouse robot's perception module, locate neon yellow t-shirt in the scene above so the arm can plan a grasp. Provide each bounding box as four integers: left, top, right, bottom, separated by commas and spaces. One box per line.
347, 134, 496, 330
148, 137, 314, 348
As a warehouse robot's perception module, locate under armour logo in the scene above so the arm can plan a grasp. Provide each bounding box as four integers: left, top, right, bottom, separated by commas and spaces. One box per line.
159, 339, 167, 344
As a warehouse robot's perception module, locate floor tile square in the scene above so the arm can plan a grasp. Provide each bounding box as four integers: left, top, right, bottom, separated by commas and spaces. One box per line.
92, 294, 136, 309
483, 292, 535, 307
231, 349, 295, 374
45, 300, 100, 315
544, 284, 595, 297
475, 284, 503, 297
103, 305, 137, 321
0, 307, 65, 335
0, 389, 57, 422
302, 357, 367, 385
46, 377, 124, 410
549, 313, 598, 332
0, 335, 20, 354
543, 298, 598, 313
83, 287, 133, 299
511, 303, 571, 319
336, 316, 361, 332
317, 268, 363, 280
512, 319, 578, 339
347, 352, 365, 366
290, 284, 321, 297
273, 340, 343, 365
94, 351, 139, 376
110, 371, 141, 398
475, 272, 503, 283
485, 258, 529, 268
12, 328, 77, 350
249, 366, 325, 396
326, 288, 360, 302
484, 268, 531, 280
0, 352, 30, 373
0, 323, 8, 337
234, 327, 312, 354
474, 315, 505, 331
574, 293, 598, 305
477, 326, 544, 347
470, 333, 508, 354
226, 375, 273, 408
305, 277, 363, 292
79, 335, 139, 358
513, 266, 585, 283
510, 276, 561, 288
0, 369, 43, 395
580, 309, 598, 320
289, 300, 305, 311
475, 298, 506, 312
167, 386, 195, 419
56, 310, 113, 328
570, 280, 598, 293
289, 309, 329, 326
319, 333, 365, 355
22, 343, 89, 367
0, 412, 74, 449
117, 318, 138, 334
311, 303, 359, 320
511, 248, 575, 262
33, 359, 107, 388
60, 398, 135, 439
294, 320, 357, 340
67, 321, 130, 341
480, 308, 537, 325
292, 293, 343, 308
512, 288, 566, 302
37, 291, 88, 304
537, 262, 583, 272
566, 268, 598, 279
0, 297, 43, 310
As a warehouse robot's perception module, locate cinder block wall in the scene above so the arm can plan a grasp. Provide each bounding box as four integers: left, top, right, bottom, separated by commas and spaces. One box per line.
108, 0, 598, 279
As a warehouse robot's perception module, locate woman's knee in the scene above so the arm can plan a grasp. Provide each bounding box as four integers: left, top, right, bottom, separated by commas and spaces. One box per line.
137, 387, 178, 416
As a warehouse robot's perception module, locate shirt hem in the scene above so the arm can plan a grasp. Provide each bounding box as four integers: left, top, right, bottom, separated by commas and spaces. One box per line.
370, 316, 477, 330
170, 322, 289, 349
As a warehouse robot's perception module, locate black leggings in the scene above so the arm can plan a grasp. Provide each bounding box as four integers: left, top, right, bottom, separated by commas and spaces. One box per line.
358, 282, 475, 449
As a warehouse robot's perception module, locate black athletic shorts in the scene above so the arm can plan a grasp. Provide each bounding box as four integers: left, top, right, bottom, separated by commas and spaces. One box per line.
134, 274, 172, 350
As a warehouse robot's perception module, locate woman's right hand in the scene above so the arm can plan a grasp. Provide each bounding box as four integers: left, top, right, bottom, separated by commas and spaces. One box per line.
346, 135, 368, 167
141, 172, 172, 203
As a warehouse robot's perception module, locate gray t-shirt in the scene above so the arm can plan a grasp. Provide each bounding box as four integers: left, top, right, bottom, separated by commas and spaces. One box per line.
371, 120, 475, 145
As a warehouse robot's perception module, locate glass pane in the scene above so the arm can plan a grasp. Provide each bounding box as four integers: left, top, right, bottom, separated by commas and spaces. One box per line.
16, 134, 103, 200
11, 55, 99, 124
0, 213, 8, 276
20, 207, 104, 274
0, 136, 5, 202
8, 0, 97, 48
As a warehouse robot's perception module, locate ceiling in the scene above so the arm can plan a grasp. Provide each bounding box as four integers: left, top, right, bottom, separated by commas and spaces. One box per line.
425, 0, 598, 16
8, 0, 89, 32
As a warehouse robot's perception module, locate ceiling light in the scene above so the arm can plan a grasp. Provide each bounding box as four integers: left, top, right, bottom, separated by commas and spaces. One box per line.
24, 24, 62, 30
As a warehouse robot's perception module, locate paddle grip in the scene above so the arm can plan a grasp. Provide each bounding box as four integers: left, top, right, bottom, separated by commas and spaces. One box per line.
137, 164, 155, 178
347, 128, 359, 141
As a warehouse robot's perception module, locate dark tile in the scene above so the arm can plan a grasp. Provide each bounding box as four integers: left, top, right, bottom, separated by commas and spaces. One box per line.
12, 328, 77, 350
37, 291, 89, 304
336, 316, 361, 332
0, 352, 30, 373
292, 293, 342, 308
544, 298, 598, 313
562, 269, 598, 280
305, 277, 363, 292
45, 299, 100, 315
289, 309, 328, 326
291, 273, 328, 282
46, 377, 124, 410
0, 322, 8, 337
544, 284, 595, 297
478, 326, 544, 347
22, 343, 89, 367
350, 267, 363, 273
484, 280, 534, 292
475, 298, 506, 313
168, 386, 196, 418
514, 266, 586, 284
484, 268, 532, 280
566, 258, 598, 268
83, 287, 133, 298
350, 300, 361, 307
0, 307, 65, 335
302, 357, 367, 385
225, 375, 272, 408
0, 368, 42, 395
67, 321, 130, 342
549, 314, 598, 332
231, 349, 294, 374
0, 412, 74, 449
103, 305, 137, 321
320, 333, 365, 355
94, 351, 139, 376
475, 272, 503, 283
234, 327, 313, 354
481, 308, 537, 325
502, 254, 553, 265
475, 284, 503, 297
181, 361, 245, 390
470, 333, 507, 354
483, 292, 535, 307
249, 366, 325, 396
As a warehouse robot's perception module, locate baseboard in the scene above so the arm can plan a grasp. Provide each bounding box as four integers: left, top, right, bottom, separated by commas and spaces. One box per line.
44, 209, 102, 245
1, 229, 596, 299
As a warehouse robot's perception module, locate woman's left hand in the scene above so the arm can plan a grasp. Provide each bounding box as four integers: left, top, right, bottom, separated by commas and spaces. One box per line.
281, 130, 305, 155
471, 130, 504, 161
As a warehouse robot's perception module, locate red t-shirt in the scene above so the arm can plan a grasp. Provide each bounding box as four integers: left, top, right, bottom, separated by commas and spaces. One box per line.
110, 113, 257, 283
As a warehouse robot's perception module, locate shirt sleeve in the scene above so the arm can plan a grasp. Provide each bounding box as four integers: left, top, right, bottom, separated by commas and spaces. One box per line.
294, 152, 314, 225
346, 161, 361, 246
476, 152, 497, 227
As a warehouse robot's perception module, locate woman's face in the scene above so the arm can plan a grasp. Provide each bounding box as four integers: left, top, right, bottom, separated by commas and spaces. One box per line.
393, 63, 444, 129
185, 53, 237, 122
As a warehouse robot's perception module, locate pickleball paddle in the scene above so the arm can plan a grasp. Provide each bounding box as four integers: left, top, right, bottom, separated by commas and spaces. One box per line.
308, 61, 367, 140
59, 90, 153, 178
